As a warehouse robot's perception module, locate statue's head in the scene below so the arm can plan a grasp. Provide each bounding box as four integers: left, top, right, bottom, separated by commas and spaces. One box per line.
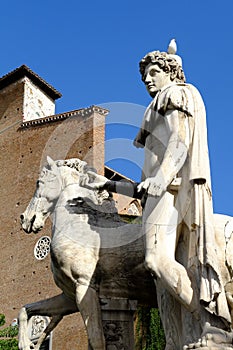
139, 50, 185, 97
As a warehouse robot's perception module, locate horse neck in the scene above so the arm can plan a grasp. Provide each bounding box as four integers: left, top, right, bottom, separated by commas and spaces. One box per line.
60, 183, 81, 202
59, 166, 80, 186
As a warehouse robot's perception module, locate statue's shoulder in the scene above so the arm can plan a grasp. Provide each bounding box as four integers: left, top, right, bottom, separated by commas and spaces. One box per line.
157, 83, 195, 117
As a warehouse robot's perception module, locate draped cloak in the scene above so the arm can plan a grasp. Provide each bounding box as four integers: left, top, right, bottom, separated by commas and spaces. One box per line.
134, 83, 231, 323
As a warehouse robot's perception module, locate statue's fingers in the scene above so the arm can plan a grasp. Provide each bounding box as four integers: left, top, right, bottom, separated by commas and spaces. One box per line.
79, 178, 87, 186
87, 170, 97, 181
147, 184, 159, 196
88, 181, 106, 189
97, 181, 108, 189
148, 188, 157, 196
87, 183, 100, 189
87, 171, 107, 184
79, 175, 89, 186
137, 182, 145, 192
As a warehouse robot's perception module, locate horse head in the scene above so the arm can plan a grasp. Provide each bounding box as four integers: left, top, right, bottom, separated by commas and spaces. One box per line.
20, 156, 113, 233
20, 156, 63, 233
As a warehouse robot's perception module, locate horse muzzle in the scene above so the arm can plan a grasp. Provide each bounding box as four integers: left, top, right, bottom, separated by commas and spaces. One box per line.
20, 213, 43, 233
20, 213, 35, 233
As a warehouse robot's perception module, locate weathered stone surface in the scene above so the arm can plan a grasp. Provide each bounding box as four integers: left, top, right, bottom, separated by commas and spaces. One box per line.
101, 298, 137, 350
18, 156, 233, 350
16, 42, 233, 350
18, 158, 157, 350
133, 43, 233, 349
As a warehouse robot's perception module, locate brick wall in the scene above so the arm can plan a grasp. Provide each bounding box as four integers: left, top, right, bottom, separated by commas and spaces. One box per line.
0, 78, 107, 348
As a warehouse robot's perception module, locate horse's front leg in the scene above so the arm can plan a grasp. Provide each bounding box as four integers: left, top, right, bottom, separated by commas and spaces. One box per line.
18, 293, 78, 350
34, 315, 63, 350
18, 307, 35, 350
76, 284, 105, 350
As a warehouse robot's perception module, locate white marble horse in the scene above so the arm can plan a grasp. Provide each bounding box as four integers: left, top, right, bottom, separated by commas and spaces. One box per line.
18, 156, 149, 350
19, 156, 233, 350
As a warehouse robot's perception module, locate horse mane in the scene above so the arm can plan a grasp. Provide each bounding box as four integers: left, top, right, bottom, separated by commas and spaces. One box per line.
54, 158, 117, 211
55, 158, 95, 188
55, 158, 95, 174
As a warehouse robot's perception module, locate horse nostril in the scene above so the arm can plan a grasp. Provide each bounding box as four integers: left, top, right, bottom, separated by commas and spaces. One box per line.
20, 214, 24, 221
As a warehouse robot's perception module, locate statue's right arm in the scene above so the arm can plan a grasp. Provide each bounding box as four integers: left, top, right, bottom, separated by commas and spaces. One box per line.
87, 171, 144, 199
104, 180, 143, 199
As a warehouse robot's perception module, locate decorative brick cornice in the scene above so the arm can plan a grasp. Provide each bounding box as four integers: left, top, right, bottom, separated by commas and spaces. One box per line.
20, 105, 109, 128
91, 105, 109, 115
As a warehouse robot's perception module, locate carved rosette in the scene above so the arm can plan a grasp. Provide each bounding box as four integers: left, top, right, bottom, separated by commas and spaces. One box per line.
34, 236, 51, 260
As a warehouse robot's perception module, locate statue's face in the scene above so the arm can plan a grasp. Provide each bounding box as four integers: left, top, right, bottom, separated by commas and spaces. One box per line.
143, 63, 172, 97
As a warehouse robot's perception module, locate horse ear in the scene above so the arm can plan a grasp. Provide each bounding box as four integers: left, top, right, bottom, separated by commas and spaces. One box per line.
47, 156, 56, 170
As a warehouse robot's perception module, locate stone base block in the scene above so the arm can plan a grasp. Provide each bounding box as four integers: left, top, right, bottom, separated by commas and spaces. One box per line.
100, 298, 137, 350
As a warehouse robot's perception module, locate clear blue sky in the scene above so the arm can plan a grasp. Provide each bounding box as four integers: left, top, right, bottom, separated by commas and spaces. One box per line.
1, 0, 233, 216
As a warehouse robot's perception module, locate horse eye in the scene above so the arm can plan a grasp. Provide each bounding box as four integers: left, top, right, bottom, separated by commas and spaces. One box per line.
75, 197, 84, 204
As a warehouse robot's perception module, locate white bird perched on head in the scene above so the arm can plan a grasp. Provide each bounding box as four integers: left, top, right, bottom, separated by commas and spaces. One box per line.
167, 38, 177, 55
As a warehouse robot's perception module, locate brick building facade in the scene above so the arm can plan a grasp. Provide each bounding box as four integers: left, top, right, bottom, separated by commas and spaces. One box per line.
0, 65, 140, 349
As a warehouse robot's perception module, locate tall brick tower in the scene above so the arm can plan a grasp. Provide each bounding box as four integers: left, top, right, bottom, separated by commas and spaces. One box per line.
0, 65, 108, 349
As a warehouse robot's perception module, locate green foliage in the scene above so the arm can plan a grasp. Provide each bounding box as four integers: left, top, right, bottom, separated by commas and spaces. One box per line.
135, 307, 166, 350
0, 315, 5, 328
0, 314, 18, 350
120, 214, 142, 224
0, 325, 19, 338
0, 338, 18, 350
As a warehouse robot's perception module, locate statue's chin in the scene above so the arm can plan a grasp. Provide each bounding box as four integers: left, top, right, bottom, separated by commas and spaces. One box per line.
148, 90, 158, 98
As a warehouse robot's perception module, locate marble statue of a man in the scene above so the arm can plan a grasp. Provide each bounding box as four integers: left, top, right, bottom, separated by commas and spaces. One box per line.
89, 44, 233, 347
133, 50, 230, 322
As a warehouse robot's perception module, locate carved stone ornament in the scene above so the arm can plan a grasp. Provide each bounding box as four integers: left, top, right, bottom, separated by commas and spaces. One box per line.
34, 236, 51, 260
103, 322, 126, 350
27, 315, 50, 341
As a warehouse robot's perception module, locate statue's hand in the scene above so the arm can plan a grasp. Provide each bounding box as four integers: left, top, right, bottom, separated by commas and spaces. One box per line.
137, 177, 166, 197
86, 171, 109, 189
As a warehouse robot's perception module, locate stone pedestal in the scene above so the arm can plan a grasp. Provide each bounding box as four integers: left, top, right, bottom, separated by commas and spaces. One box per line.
100, 298, 137, 350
